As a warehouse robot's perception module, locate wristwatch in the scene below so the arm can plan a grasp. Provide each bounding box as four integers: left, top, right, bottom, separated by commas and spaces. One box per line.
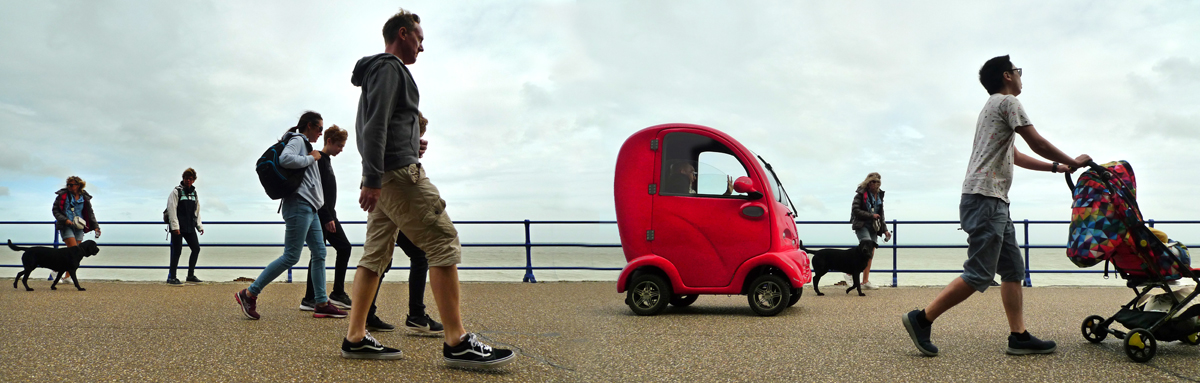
1051, 161, 1059, 173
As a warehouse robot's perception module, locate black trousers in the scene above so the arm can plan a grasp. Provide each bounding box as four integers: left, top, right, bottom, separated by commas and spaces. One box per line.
169, 229, 200, 279
306, 219, 353, 299
366, 231, 428, 319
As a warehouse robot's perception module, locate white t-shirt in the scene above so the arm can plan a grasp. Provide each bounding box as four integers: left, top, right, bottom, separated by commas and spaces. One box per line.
961, 94, 1032, 203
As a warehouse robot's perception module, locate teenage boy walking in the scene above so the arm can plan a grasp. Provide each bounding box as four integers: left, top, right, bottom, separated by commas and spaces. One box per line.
902, 55, 1091, 356
299, 125, 354, 311
340, 9, 515, 368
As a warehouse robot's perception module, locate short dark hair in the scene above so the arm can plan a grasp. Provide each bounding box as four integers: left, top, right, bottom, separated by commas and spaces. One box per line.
289, 111, 323, 135
979, 55, 1013, 95
383, 9, 421, 45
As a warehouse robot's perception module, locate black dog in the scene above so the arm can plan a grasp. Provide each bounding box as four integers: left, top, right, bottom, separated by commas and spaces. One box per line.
9, 239, 100, 291
810, 239, 878, 296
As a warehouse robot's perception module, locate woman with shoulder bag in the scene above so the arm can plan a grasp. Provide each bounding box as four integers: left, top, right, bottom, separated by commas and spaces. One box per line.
51, 176, 101, 284
849, 172, 891, 289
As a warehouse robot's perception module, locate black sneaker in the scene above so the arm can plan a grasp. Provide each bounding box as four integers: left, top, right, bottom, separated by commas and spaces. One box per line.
902, 310, 939, 356
366, 316, 396, 332
167, 278, 183, 286
328, 291, 352, 310
1006, 332, 1057, 355
186, 275, 203, 283
405, 313, 445, 336
341, 332, 402, 360
443, 333, 516, 369
298, 297, 315, 312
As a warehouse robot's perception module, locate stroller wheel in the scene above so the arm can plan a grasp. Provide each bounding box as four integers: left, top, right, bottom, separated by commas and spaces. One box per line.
1080, 315, 1107, 343
1124, 328, 1157, 363
1184, 332, 1199, 346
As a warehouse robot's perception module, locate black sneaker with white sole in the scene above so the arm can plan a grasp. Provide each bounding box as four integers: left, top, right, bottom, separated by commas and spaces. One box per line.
298, 297, 315, 312
328, 291, 352, 310
341, 332, 402, 360
405, 313, 444, 336
443, 333, 516, 369
366, 316, 396, 332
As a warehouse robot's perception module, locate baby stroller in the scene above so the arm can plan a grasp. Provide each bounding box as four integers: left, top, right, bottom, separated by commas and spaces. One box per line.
1066, 160, 1200, 363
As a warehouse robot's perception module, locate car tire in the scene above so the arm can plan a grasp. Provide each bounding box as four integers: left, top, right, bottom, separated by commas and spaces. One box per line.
670, 294, 699, 307
747, 274, 791, 316
787, 287, 802, 307
627, 273, 672, 316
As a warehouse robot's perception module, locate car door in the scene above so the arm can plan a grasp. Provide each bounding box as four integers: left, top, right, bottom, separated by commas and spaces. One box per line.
650, 130, 770, 287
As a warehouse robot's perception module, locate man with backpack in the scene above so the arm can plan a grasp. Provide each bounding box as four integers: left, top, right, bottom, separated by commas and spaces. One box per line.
165, 168, 204, 285
901, 55, 1091, 357
236, 111, 348, 320
339, 9, 515, 368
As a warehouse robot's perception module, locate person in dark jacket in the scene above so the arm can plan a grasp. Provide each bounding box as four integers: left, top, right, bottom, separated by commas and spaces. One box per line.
166, 168, 204, 285
51, 176, 101, 284
299, 125, 355, 310
848, 172, 891, 290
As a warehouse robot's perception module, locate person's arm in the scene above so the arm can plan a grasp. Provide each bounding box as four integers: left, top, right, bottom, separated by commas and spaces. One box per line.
194, 193, 204, 234
851, 192, 873, 219
359, 63, 401, 190
280, 135, 316, 170
84, 197, 100, 236
167, 188, 181, 232
51, 194, 69, 224
1013, 125, 1083, 168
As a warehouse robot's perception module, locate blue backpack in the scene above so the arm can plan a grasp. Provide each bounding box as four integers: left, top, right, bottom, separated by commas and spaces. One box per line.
256, 133, 311, 200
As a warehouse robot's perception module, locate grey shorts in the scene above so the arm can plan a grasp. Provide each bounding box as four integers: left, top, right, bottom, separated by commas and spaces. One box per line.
855, 226, 878, 243
959, 194, 1024, 292
59, 225, 84, 242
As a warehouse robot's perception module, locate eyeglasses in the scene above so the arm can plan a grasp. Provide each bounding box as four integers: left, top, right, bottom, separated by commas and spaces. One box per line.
67, 183, 78, 186
1007, 68, 1023, 76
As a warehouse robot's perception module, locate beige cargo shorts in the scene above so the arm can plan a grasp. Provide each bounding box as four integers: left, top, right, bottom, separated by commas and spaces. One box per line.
358, 164, 462, 274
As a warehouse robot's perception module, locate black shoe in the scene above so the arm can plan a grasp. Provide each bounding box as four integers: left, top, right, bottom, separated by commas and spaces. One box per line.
167, 278, 183, 286
405, 313, 445, 336
1007, 332, 1057, 355
341, 332, 402, 360
902, 310, 939, 356
443, 333, 516, 369
366, 316, 396, 332
186, 275, 203, 283
328, 291, 352, 310
298, 297, 315, 312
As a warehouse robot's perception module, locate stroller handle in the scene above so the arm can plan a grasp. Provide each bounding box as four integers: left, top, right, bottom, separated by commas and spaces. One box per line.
1064, 160, 1105, 192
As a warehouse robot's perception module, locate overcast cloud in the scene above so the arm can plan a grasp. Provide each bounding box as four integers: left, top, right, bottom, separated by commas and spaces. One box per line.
1, 0, 1198, 245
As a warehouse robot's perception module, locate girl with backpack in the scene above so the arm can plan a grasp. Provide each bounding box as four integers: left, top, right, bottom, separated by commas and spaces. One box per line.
235, 111, 347, 320
51, 176, 101, 284
165, 168, 204, 285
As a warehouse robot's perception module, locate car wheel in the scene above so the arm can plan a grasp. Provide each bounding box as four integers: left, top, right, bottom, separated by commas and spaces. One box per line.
1124, 328, 1157, 363
787, 287, 802, 307
627, 273, 672, 316
670, 294, 699, 307
1080, 315, 1107, 343
747, 274, 791, 316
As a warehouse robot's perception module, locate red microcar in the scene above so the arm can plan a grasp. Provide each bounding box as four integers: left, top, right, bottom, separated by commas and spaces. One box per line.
614, 123, 813, 316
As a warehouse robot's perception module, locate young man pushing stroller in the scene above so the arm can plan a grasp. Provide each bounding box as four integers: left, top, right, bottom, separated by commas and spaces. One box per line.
902, 55, 1092, 356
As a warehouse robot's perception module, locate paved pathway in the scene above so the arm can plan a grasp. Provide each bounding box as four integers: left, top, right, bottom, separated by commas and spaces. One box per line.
2, 281, 1197, 382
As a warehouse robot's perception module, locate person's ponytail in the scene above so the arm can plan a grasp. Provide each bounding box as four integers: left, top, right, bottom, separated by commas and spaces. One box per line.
290, 110, 323, 135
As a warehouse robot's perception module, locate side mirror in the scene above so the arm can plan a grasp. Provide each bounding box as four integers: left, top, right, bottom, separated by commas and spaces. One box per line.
733, 176, 763, 200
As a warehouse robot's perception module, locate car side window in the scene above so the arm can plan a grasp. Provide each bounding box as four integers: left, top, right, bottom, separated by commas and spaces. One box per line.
659, 132, 749, 198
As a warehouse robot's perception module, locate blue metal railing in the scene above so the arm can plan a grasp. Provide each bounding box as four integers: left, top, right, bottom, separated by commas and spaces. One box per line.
2, 219, 1196, 285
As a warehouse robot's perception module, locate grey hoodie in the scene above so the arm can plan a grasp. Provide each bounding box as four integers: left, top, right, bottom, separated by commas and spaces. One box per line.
351, 53, 422, 189
280, 132, 324, 212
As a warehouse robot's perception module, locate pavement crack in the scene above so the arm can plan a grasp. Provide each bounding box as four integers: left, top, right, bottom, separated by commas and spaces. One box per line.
476, 329, 576, 372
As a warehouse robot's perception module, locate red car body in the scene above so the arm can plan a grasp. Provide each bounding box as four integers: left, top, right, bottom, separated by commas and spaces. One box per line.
614, 123, 813, 315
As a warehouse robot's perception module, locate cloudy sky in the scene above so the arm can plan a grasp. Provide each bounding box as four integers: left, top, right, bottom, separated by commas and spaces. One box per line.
1, 1, 1198, 245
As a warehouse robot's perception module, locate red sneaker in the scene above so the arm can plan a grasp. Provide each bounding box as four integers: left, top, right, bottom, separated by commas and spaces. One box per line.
235, 289, 260, 320
313, 302, 348, 318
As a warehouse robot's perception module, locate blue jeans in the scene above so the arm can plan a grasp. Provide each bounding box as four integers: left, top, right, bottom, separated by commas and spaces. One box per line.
959, 194, 1024, 292
249, 198, 328, 304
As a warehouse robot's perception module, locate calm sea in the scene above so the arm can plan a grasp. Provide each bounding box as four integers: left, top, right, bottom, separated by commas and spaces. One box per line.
0, 245, 1138, 287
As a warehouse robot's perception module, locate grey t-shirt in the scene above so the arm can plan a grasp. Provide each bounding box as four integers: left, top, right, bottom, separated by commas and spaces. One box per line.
961, 94, 1032, 203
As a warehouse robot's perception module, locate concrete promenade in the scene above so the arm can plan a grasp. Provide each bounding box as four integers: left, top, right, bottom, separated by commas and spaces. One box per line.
2, 280, 1197, 382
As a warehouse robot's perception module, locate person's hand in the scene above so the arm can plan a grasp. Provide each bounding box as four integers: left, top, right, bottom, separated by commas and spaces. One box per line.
726, 176, 734, 193
360, 187, 382, 212
310, 150, 322, 161
419, 139, 428, 158
94, 228, 101, 238
872, 213, 881, 220
1069, 154, 1093, 172
199, 229, 204, 235
172, 230, 180, 235
884, 231, 892, 242
324, 221, 336, 233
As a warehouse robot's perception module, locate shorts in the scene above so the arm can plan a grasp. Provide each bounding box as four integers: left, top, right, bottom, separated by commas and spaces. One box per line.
855, 226, 878, 243
958, 194, 1025, 292
359, 164, 462, 274
59, 225, 84, 243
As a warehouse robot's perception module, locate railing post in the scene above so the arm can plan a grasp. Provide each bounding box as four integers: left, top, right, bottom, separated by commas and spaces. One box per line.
1148, 219, 1154, 228
287, 268, 293, 283
1023, 219, 1032, 287
522, 219, 537, 283
891, 220, 898, 288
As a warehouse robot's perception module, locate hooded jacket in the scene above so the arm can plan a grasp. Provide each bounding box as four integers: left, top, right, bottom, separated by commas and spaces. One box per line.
166, 183, 203, 232
52, 189, 98, 233
351, 53, 422, 189
850, 187, 887, 233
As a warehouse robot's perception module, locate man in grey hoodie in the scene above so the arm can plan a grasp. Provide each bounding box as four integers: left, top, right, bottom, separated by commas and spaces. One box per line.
339, 8, 515, 369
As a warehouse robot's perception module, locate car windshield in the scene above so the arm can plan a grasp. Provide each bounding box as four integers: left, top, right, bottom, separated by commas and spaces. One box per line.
753, 153, 794, 213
